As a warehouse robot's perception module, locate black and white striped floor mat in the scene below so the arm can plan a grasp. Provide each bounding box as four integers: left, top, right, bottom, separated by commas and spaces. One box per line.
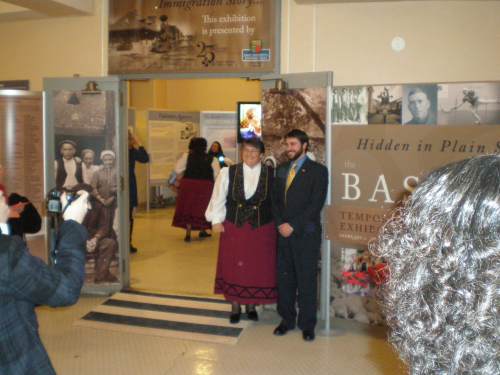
74, 290, 251, 345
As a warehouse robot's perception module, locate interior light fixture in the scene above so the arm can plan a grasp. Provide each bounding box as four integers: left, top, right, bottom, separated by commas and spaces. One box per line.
67, 92, 80, 105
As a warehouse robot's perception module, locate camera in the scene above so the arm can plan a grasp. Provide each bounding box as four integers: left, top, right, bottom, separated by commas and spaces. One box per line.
218, 155, 225, 163
47, 189, 77, 214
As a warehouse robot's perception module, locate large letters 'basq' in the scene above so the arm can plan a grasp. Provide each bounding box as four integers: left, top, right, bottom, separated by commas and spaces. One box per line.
341, 173, 419, 203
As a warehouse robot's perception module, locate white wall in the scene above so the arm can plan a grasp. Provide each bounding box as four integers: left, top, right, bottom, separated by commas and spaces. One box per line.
0, 0, 106, 91
281, 0, 500, 85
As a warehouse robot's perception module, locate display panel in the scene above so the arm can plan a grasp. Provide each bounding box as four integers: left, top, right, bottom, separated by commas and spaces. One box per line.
237, 102, 262, 142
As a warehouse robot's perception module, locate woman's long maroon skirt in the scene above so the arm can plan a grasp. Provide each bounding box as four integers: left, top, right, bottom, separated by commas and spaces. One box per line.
215, 221, 277, 304
172, 178, 214, 230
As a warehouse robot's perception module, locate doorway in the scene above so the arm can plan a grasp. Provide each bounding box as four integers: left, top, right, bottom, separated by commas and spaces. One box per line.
127, 78, 262, 297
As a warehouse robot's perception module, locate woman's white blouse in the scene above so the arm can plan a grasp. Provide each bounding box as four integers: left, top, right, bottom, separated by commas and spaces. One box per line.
205, 163, 262, 224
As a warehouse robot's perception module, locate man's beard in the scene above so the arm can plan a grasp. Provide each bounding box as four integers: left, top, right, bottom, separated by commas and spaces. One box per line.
287, 149, 303, 161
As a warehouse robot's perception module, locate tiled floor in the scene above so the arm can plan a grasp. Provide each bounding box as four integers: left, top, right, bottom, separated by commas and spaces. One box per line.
37, 208, 406, 375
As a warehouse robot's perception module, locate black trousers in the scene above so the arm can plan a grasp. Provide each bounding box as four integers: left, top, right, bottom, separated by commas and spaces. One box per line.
277, 231, 321, 331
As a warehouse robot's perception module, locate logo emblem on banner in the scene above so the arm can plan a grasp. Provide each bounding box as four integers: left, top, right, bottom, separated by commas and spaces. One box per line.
243, 40, 271, 61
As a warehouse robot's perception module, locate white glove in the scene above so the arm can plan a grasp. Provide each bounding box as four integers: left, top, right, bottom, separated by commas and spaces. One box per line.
62, 190, 89, 224
0, 191, 9, 224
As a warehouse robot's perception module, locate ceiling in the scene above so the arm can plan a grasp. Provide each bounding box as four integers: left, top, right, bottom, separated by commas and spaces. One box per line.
0, 0, 93, 22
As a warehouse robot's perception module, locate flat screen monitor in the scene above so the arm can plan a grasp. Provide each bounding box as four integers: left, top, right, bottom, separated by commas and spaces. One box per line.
237, 101, 262, 142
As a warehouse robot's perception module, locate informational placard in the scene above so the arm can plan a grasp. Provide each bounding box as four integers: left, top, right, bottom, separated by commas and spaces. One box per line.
200, 111, 237, 163
108, 0, 277, 74
148, 111, 200, 183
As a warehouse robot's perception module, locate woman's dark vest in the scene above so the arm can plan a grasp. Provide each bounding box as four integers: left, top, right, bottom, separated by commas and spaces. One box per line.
225, 164, 273, 228
55, 158, 83, 190
184, 153, 214, 181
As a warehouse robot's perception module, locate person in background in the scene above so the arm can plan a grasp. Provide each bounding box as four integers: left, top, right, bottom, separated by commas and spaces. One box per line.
372, 155, 499, 375
0, 163, 41, 239
55, 140, 83, 190
81, 149, 100, 185
129, 129, 149, 254
173, 137, 220, 242
0, 189, 89, 374
271, 129, 329, 342
86, 150, 119, 283
208, 141, 234, 169
206, 138, 277, 323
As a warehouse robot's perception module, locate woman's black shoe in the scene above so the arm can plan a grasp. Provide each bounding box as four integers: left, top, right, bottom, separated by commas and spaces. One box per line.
229, 311, 241, 324
184, 234, 191, 242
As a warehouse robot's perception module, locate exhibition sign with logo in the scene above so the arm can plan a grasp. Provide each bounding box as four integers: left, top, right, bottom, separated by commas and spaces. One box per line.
108, 0, 277, 74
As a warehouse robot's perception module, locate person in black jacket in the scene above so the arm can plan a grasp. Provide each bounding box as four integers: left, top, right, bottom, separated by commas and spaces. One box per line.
7, 193, 42, 239
0, 164, 41, 239
271, 129, 328, 342
128, 130, 149, 253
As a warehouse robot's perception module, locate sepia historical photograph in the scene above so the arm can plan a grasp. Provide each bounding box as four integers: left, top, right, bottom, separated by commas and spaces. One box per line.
54, 90, 120, 286
262, 87, 327, 164
367, 85, 402, 124
438, 83, 500, 125
402, 84, 438, 125
332, 86, 368, 125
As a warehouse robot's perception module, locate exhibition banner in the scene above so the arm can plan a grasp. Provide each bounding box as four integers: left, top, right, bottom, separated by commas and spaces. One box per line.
148, 111, 199, 182
109, 0, 277, 74
329, 125, 500, 245
329, 81, 500, 324
53, 90, 121, 286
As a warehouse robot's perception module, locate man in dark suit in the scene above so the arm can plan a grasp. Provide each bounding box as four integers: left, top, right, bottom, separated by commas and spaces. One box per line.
271, 129, 328, 342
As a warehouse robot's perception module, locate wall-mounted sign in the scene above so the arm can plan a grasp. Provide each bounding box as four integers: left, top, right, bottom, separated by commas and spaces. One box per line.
329, 125, 500, 245
108, 0, 277, 75
0, 80, 30, 90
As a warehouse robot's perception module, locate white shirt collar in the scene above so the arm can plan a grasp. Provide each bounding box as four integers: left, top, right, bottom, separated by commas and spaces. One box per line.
243, 162, 261, 172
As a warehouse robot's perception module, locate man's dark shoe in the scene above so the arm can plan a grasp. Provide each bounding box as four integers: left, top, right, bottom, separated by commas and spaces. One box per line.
130, 246, 138, 254
273, 322, 292, 336
302, 329, 315, 342
247, 309, 258, 321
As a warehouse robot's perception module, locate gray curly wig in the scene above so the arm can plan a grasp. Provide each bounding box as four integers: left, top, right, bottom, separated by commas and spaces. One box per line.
371, 154, 499, 374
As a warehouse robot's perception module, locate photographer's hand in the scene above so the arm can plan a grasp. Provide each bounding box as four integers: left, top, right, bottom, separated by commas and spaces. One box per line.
62, 190, 89, 224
